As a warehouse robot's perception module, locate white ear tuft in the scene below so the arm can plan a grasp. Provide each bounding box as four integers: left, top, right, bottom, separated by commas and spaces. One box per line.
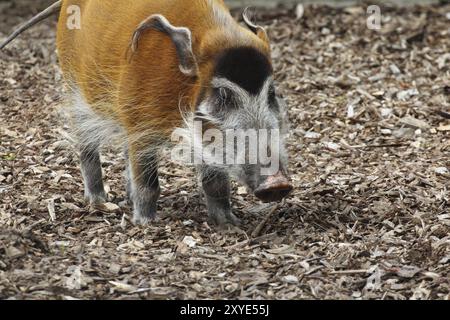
242, 7, 270, 44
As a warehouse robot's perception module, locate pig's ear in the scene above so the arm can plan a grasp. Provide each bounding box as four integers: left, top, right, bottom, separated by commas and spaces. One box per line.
242, 7, 270, 45
130, 14, 199, 77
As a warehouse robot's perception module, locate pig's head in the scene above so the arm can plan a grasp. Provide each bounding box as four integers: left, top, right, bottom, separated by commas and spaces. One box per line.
193, 45, 293, 203
134, 11, 293, 202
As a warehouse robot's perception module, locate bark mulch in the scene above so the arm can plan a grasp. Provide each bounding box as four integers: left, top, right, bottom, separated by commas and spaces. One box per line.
0, 1, 449, 299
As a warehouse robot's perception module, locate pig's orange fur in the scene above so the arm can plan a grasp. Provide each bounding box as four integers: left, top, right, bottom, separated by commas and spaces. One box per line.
57, 0, 271, 182
56, 0, 270, 140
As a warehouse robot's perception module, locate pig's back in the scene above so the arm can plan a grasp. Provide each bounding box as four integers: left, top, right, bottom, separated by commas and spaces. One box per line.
56, 0, 220, 116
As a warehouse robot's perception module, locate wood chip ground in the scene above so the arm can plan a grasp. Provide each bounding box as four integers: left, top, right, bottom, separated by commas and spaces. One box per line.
0, 1, 449, 299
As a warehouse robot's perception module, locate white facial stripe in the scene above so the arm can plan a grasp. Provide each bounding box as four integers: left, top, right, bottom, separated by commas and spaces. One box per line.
211, 77, 245, 92
211, 77, 249, 103
211, 76, 274, 105
257, 77, 274, 105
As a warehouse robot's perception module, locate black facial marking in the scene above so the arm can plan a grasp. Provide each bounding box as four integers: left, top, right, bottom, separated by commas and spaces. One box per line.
268, 84, 280, 111
214, 47, 272, 95
268, 85, 276, 104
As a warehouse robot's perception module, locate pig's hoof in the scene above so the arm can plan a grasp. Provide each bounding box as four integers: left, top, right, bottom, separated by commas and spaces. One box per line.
209, 210, 241, 227
85, 191, 107, 205
131, 198, 158, 225
132, 214, 156, 225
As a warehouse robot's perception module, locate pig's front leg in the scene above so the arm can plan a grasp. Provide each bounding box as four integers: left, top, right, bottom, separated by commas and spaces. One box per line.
128, 147, 160, 225
200, 167, 240, 226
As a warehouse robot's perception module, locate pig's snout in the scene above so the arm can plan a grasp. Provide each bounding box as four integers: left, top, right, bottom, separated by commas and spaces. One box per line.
254, 171, 293, 203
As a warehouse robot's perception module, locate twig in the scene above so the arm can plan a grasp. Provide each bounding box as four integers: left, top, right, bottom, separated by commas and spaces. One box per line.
198, 253, 227, 261
21, 219, 46, 234
47, 198, 56, 221
249, 232, 278, 245
435, 110, 450, 119
224, 239, 249, 250
159, 169, 184, 178
251, 204, 280, 238
307, 173, 330, 189
128, 288, 154, 295
355, 143, 409, 149
329, 269, 368, 275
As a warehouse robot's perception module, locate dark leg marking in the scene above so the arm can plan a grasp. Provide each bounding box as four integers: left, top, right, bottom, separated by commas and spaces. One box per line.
200, 166, 240, 226
124, 147, 132, 201
128, 150, 161, 225
80, 144, 106, 204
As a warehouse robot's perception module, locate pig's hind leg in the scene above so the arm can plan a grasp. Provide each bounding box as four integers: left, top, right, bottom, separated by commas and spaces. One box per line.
79, 143, 107, 204
70, 95, 107, 205
200, 166, 241, 226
